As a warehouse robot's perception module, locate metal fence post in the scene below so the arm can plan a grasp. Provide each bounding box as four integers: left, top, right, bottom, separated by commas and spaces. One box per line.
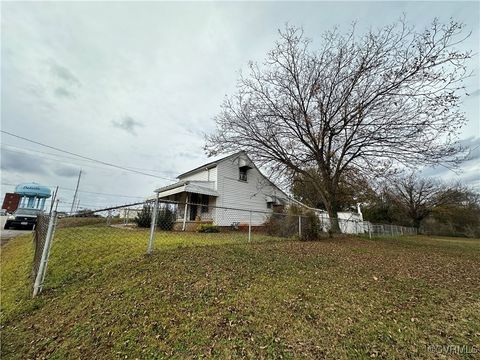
40, 214, 58, 287
182, 198, 188, 231
248, 211, 252, 242
298, 215, 302, 239
33, 210, 57, 297
147, 195, 159, 255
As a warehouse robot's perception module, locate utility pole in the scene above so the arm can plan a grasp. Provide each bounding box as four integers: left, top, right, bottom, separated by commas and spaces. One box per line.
49, 186, 59, 215
70, 170, 82, 214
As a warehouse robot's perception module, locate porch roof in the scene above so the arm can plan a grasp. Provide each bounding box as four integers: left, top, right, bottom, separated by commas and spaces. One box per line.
155, 180, 219, 198
265, 195, 287, 205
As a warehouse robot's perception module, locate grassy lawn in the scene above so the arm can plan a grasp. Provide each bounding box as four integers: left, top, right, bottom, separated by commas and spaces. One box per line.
1, 226, 479, 359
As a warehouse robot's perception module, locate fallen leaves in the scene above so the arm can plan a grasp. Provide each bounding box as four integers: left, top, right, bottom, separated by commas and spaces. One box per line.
2, 232, 479, 359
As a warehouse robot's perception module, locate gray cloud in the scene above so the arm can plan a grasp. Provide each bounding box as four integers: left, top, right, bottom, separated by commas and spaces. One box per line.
177, 151, 203, 160
49, 62, 80, 98
420, 137, 480, 189
50, 63, 80, 87
112, 116, 144, 135
0, 150, 48, 175
1, 149, 80, 179
468, 89, 480, 97
460, 171, 480, 184
53, 166, 81, 178
54, 87, 74, 98
2, 1, 478, 206
459, 136, 480, 161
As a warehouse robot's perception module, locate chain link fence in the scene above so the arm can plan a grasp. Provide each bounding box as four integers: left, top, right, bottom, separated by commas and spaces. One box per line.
32, 214, 50, 279
30, 199, 417, 296
365, 222, 418, 237
32, 212, 57, 296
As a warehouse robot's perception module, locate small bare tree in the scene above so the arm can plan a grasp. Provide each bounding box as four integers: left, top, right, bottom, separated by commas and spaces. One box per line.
388, 173, 446, 228
205, 19, 472, 231
388, 173, 475, 228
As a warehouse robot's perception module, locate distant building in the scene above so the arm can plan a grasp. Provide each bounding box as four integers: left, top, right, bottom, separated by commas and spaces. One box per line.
3, 182, 51, 229
14, 183, 51, 210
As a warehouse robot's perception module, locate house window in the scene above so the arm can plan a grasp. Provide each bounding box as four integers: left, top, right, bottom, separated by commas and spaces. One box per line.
201, 194, 209, 213
239, 167, 248, 182
267, 202, 273, 209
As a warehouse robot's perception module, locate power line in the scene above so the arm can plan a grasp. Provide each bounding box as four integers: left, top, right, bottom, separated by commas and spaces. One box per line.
1, 130, 175, 181
0, 182, 147, 199
1, 143, 176, 175
1, 147, 112, 172
59, 187, 146, 199
57, 199, 147, 212
2, 147, 169, 179
56, 202, 139, 209
0, 182, 147, 210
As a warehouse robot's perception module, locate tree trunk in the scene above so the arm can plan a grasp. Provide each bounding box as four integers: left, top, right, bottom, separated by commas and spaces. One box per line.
324, 198, 341, 234
413, 217, 422, 232
321, 180, 341, 234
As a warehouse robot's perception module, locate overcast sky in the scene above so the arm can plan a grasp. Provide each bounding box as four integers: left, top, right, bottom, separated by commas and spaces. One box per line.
1, 1, 479, 212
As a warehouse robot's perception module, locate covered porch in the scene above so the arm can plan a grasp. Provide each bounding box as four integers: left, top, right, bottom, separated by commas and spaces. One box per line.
155, 181, 218, 230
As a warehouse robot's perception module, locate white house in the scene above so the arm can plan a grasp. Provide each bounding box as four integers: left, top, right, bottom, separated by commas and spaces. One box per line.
154, 151, 364, 233
155, 151, 291, 228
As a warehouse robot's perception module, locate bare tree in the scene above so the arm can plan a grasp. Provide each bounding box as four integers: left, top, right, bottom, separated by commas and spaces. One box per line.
205, 19, 472, 231
292, 167, 375, 211
388, 173, 446, 228
388, 173, 478, 228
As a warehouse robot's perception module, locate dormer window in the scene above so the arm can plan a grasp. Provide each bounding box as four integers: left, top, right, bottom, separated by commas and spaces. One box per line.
239, 167, 248, 182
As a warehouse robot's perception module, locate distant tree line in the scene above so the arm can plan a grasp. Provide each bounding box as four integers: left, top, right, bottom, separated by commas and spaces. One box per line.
292, 170, 480, 238
364, 174, 480, 238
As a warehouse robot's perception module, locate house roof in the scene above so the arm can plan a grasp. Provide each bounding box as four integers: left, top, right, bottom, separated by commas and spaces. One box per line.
176, 150, 293, 200
177, 151, 244, 179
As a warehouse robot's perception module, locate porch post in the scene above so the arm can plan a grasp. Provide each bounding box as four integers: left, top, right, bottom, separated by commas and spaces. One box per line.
298, 215, 302, 238
248, 211, 252, 242
182, 193, 189, 231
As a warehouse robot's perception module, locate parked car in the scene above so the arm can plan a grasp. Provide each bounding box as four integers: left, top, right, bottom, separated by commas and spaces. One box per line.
4, 208, 41, 230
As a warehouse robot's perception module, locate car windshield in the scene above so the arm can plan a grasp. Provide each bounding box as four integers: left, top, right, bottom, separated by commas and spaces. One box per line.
14, 208, 43, 216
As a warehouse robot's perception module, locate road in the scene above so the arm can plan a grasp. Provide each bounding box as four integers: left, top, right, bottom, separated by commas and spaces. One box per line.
0, 216, 32, 246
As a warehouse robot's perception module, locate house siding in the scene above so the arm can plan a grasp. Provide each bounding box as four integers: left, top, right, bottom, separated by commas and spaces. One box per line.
179, 167, 217, 186
214, 154, 287, 226
164, 152, 290, 226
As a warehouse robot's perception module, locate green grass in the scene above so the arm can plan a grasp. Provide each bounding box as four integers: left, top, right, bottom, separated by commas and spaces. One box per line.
1, 227, 479, 359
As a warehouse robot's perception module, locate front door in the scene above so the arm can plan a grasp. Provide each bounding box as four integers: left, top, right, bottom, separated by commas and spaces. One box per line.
189, 193, 198, 220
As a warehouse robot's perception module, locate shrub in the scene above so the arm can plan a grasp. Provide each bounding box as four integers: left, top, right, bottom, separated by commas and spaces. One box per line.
157, 207, 176, 231
264, 210, 298, 238
264, 207, 322, 240
197, 224, 219, 233
135, 205, 152, 228
300, 210, 321, 241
